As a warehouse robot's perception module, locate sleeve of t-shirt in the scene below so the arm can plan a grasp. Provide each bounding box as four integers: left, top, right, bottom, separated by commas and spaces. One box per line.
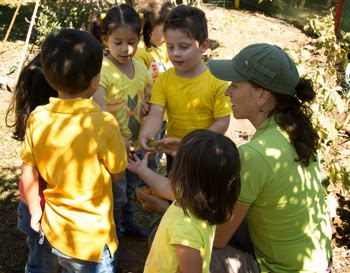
169, 218, 204, 251
99, 61, 110, 90
212, 77, 232, 118
102, 116, 128, 174
134, 47, 151, 69
237, 144, 274, 205
20, 112, 37, 167
137, 60, 151, 88
150, 71, 167, 107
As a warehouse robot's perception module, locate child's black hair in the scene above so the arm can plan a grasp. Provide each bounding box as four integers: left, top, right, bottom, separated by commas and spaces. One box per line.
135, 0, 173, 50
5, 54, 58, 141
41, 28, 103, 94
164, 4, 208, 44
89, 4, 142, 46
169, 129, 241, 225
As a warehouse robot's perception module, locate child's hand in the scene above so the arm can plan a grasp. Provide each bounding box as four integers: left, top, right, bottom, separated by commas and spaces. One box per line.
30, 212, 42, 233
124, 140, 136, 159
140, 96, 151, 118
158, 138, 181, 158
127, 152, 150, 176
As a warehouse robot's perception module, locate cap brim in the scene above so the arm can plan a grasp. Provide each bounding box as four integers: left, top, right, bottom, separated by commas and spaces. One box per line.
208, 59, 247, 82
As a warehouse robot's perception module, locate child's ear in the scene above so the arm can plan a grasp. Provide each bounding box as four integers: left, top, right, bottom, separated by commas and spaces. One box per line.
200, 38, 210, 53
90, 73, 101, 89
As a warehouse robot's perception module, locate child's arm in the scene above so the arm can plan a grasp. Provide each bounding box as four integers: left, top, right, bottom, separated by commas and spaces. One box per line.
140, 96, 151, 118
208, 115, 230, 134
21, 163, 42, 233
139, 85, 153, 118
139, 104, 165, 152
175, 245, 202, 273
127, 153, 175, 201
111, 171, 125, 183
92, 86, 107, 111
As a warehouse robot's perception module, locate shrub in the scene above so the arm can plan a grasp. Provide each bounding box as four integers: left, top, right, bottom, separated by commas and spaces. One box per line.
34, 0, 106, 44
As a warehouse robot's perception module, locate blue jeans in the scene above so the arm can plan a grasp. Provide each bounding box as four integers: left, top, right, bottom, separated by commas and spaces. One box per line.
113, 150, 142, 237
17, 200, 61, 273
52, 244, 115, 273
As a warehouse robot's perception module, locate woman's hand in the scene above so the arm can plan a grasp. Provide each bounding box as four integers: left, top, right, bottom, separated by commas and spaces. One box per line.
158, 138, 181, 158
136, 188, 170, 214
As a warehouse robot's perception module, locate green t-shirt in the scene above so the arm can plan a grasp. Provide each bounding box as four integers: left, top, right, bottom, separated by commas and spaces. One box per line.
238, 117, 332, 272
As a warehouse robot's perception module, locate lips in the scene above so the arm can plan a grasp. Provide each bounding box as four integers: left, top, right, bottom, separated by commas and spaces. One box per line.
173, 61, 184, 65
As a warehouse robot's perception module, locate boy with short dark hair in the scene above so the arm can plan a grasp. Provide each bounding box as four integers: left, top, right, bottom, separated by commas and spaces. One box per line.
139, 5, 232, 171
21, 28, 127, 272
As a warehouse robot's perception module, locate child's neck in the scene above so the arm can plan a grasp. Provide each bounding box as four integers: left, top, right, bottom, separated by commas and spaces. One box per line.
58, 87, 95, 100
176, 61, 206, 79
107, 54, 135, 80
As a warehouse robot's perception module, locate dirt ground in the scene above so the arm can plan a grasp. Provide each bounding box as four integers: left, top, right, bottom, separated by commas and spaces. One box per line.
1, 2, 350, 273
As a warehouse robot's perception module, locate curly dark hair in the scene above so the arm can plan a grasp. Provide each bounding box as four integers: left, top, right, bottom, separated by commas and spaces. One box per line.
268, 77, 319, 166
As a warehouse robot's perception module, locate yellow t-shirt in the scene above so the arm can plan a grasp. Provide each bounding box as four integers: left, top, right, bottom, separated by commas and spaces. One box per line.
150, 67, 231, 139
134, 42, 170, 121
134, 42, 169, 85
20, 98, 127, 262
144, 202, 215, 273
99, 57, 150, 150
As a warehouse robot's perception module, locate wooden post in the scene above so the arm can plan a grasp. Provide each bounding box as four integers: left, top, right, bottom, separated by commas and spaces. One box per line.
15, 0, 41, 84
234, 0, 240, 9
0, 0, 24, 54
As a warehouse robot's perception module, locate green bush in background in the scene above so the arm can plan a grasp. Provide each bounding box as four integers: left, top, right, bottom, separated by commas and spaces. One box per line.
35, 0, 106, 43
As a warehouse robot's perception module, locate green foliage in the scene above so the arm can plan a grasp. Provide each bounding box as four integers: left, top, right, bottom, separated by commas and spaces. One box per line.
304, 9, 349, 69
34, 0, 106, 44
302, 9, 350, 193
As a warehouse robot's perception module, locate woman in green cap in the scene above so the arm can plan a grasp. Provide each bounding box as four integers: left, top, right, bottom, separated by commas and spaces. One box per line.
207, 43, 332, 272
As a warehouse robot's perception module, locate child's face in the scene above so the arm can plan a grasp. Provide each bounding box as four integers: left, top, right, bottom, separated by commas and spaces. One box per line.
165, 29, 207, 76
151, 23, 165, 47
104, 25, 140, 65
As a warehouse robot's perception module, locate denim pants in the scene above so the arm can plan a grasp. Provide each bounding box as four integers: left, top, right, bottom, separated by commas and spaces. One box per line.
52, 244, 115, 273
113, 150, 142, 237
17, 200, 61, 273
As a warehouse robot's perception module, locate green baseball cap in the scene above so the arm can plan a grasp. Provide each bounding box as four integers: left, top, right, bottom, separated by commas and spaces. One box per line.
208, 43, 300, 96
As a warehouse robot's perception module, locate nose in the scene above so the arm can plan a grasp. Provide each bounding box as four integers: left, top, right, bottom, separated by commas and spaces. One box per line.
120, 43, 129, 53
224, 85, 232, 97
173, 46, 181, 57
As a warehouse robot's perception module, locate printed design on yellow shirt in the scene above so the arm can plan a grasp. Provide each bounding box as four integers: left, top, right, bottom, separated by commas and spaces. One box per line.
148, 58, 167, 85
127, 94, 141, 141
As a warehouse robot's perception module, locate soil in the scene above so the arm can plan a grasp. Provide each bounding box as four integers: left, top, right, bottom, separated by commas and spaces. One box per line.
0, 2, 350, 273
